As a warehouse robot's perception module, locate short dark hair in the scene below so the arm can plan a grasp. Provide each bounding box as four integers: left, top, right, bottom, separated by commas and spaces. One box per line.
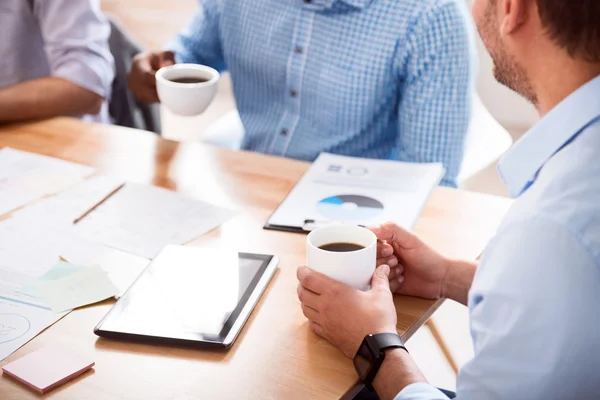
536, 0, 600, 62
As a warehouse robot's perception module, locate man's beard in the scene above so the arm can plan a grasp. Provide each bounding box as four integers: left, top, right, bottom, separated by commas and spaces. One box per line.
480, 5, 538, 105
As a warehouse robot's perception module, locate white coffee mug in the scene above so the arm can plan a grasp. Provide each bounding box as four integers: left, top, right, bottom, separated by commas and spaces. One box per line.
306, 225, 377, 291
156, 63, 220, 116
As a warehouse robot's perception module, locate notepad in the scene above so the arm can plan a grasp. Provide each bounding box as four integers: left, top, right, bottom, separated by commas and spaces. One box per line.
2, 347, 94, 394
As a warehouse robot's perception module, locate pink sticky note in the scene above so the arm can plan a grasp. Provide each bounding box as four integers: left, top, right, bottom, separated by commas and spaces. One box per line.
2, 347, 94, 394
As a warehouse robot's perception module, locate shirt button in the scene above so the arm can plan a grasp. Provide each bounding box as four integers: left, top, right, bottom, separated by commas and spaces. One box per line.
294, 47, 303, 54
280, 129, 288, 135
290, 90, 297, 97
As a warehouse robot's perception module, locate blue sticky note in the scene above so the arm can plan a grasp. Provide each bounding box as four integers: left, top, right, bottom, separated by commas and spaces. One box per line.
20, 261, 83, 298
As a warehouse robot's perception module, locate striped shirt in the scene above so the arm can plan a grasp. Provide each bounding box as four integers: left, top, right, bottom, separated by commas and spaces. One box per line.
169, 0, 476, 187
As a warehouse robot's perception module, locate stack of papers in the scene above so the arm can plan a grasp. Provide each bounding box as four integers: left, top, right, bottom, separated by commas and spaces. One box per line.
0, 147, 94, 216
0, 166, 235, 361
265, 153, 444, 231
13, 176, 236, 259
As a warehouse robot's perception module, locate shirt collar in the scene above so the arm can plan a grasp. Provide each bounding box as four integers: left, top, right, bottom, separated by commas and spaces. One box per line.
498, 75, 600, 197
308, 0, 371, 10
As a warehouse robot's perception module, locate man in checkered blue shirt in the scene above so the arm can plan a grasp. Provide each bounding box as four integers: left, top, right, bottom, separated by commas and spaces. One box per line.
129, 0, 476, 187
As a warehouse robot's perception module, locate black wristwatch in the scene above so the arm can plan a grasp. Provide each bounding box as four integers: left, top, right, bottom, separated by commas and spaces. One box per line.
353, 333, 408, 391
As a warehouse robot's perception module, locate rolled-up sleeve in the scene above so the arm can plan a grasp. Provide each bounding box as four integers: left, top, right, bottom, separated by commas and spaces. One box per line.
34, 0, 114, 99
396, 0, 476, 187
166, 0, 226, 71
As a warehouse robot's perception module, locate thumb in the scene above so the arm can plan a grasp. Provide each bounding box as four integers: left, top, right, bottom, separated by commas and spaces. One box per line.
371, 264, 391, 292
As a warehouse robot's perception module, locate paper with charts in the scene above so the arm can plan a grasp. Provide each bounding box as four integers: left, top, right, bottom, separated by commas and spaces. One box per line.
69, 182, 236, 259
266, 153, 444, 231
0, 147, 94, 216
0, 219, 73, 361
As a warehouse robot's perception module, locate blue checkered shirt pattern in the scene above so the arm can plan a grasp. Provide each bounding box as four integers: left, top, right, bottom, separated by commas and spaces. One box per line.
169, 0, 475, 187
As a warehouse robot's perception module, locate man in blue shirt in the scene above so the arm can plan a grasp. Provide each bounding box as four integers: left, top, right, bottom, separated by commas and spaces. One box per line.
128, 0, 475, 187
297, 0, 600, 398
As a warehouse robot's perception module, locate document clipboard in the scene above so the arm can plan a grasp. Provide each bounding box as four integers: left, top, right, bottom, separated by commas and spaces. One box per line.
263, 153, 444, 234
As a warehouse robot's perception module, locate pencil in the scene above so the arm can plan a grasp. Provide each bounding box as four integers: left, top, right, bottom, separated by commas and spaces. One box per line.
73, 183, 125, 224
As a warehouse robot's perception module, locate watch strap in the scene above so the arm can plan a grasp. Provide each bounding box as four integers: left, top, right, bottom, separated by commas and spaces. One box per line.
360, 333, 407, 392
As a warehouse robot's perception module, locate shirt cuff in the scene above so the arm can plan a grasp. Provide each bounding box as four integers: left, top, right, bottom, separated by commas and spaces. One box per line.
393, 383, 450, 400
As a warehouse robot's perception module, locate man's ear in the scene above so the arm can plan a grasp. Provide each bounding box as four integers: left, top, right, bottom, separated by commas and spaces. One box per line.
499, 0, 530, 37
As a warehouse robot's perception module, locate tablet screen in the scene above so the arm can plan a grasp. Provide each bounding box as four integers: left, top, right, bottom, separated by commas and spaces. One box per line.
95, 246, 276, 346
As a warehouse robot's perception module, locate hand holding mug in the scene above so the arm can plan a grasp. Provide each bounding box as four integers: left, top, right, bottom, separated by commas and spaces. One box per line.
371, 223, 450, 299
128, 50, 176, 103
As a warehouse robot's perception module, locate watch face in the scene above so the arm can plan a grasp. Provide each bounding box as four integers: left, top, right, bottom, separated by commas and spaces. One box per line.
353, 341, 374, 381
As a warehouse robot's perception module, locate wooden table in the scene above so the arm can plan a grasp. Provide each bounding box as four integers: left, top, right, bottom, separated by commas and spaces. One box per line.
0, 118, 513, 399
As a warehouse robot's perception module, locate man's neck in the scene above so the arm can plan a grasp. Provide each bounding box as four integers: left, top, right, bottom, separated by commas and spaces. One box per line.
532, 58, 600, 116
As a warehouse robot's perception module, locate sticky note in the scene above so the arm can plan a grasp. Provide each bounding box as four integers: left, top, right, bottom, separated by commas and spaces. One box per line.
19, 261, 83, 298
38, 265, 119, 313
2, 347, 94, 394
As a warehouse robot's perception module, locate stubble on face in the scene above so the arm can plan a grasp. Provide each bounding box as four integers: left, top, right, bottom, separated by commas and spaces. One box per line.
477, 0, 538, 104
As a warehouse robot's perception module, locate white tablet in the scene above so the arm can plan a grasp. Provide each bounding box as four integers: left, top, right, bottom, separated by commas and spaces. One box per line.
94, 245, 278, 348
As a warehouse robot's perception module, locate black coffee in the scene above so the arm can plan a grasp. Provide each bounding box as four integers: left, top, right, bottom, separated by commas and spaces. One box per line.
319, 242, 365, 252
170, 77, 209, 84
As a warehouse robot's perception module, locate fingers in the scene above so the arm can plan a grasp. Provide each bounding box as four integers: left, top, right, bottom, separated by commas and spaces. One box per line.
296, 283, 320, 310
129, 51, 165, 103
388, 264, 404, 280
301, 303, 319, 321
377, 256, 398, 268
297, 266, 338, 295
377, 241, 394, 258
370, 223, 416, 247
159, 50, 176, 68
309, 320, 325, 338
370, 264, 391, 291
389, 275, 405, 293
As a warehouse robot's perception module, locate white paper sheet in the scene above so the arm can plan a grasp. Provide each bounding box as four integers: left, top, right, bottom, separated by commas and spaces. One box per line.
72, 183, 236, 259
0, 297, 67, 362
10, 175, 124, 230
266, 153, 444, 230
0, 148, 94, 216
0, 218, 105, 306
39, 265, 118, 313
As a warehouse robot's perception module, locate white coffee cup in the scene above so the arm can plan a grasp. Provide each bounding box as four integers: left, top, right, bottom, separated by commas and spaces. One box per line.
306, 225, 377, 291
156, 63, 220, 116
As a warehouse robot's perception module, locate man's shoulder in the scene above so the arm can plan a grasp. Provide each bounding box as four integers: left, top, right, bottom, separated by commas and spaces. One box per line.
508, 122, 600, 262
373, 0, 468, 21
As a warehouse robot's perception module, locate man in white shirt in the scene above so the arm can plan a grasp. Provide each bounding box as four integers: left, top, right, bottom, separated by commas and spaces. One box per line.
0, 0, 114, 123
297, 0, 600, 398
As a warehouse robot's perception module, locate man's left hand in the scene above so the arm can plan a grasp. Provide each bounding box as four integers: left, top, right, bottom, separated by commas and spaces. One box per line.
296, 264, 398, 359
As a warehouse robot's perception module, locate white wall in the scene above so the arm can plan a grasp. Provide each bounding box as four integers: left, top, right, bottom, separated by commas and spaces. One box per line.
468, 1, 538, 129
475, 38, 538, 129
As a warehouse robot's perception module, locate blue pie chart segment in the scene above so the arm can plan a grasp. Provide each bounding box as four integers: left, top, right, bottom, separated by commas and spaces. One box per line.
316, 195, 384, 221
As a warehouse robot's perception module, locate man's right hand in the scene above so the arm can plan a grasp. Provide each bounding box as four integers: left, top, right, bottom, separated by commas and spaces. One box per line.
371, 223, 450, 300
128, 51, 176, 103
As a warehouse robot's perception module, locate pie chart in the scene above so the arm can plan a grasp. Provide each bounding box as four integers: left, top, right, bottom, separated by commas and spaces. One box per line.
316, 194, 384, 221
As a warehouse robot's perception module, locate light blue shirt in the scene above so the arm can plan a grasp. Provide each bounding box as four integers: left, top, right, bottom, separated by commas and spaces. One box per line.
0, 0, 114, 122
169, 0, 475, 187
396, 76, 600, 399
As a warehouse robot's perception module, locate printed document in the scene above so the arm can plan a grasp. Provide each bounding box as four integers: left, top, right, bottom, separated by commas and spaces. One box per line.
266, 153, 444, 231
